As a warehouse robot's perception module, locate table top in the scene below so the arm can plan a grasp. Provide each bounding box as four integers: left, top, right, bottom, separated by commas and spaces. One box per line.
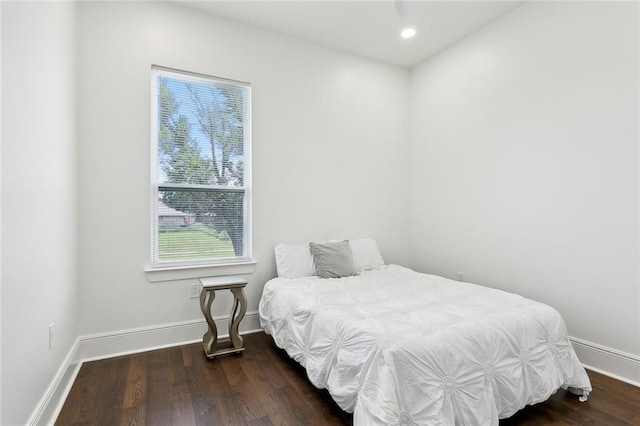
200, 275, 248, 289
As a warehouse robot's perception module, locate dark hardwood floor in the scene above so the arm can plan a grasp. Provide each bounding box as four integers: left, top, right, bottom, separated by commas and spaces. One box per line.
56, 332, 640, 426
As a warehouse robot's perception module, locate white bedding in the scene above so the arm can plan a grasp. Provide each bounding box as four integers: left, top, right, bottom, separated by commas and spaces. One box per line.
259, 265, 592, 425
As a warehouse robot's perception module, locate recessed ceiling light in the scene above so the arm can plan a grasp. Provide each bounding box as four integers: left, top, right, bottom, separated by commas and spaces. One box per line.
401, 28, 416, 39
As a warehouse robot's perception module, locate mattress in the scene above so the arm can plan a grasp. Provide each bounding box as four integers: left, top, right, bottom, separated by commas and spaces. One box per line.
259, 264, 591, 425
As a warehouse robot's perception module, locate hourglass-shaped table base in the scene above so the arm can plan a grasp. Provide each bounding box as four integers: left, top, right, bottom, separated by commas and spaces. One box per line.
199, 276, 248, 359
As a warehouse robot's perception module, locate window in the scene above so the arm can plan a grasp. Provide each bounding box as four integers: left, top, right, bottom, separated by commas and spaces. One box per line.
151, 66, 251, 267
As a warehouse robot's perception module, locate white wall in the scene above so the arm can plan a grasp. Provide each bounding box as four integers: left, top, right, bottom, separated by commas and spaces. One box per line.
77, 2, 409, 336
410, 0, 640, 365
1, 2, 79, 424
0, 3, 3, 422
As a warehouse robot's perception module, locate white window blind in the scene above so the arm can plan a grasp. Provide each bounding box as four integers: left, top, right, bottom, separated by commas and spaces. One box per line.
151, 66, 251, 266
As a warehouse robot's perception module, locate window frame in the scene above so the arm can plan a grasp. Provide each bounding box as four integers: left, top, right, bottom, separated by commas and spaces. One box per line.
149, 65, 252, 270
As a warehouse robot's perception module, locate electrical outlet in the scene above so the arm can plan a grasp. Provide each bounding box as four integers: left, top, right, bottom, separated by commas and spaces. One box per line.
190, 284, 201, 299
457, 272, 465, 282
49, 323, 55, 349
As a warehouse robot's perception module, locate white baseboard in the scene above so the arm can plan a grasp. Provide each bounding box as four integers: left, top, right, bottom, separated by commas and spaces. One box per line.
80, 311, 261, 362
28, 339, 82, 426
570, 336, 640, 387
34, 312, 262, 426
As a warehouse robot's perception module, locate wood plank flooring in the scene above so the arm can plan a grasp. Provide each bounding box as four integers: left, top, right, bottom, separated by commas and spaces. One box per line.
56, 332, 640, 426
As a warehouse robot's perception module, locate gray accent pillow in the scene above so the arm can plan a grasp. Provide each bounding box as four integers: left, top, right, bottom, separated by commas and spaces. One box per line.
309, 240, 357, 279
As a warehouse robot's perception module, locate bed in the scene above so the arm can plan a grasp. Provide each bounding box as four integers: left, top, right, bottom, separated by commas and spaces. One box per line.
259, 239, 592, 425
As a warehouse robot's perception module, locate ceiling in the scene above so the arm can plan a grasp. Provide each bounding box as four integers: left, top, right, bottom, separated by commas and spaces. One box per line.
180, 1, 525, 68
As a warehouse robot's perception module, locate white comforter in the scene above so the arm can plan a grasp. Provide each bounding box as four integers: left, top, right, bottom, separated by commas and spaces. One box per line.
259, 265, 591, 425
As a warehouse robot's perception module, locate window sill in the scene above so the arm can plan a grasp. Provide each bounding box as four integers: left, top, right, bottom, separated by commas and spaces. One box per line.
145, 261, 257, 283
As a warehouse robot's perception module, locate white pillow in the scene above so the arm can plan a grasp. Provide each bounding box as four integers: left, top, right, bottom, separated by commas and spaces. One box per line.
349, 238, 384, 272
274, 243, 316, 278
274, 238, 385, 278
